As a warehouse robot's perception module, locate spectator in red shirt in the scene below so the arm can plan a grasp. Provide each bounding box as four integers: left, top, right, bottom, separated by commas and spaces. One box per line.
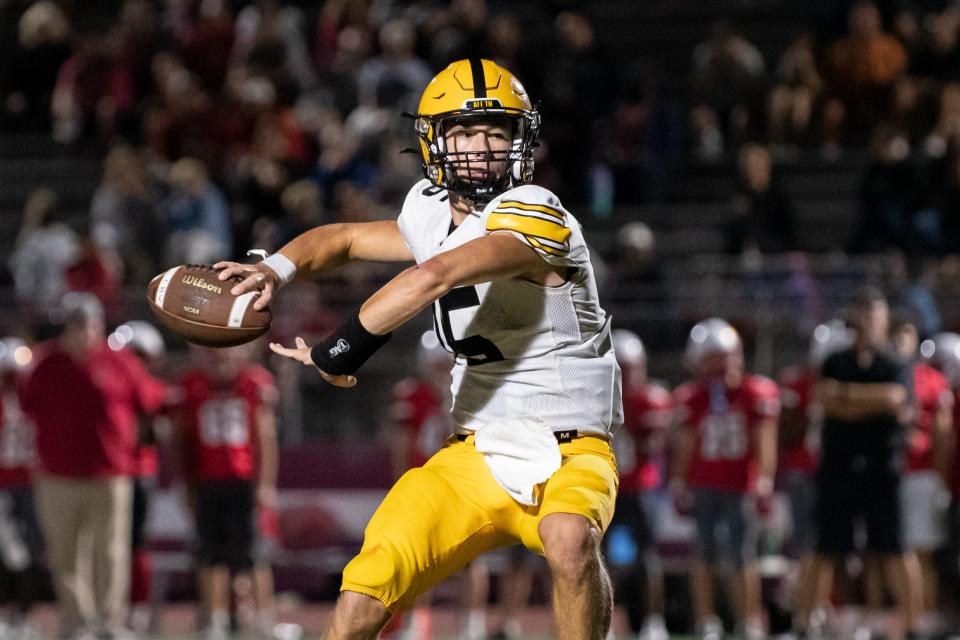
670, 318, 779, 640
0, 337, 42, 636
21, 293, 165, 640
891, 315, 953, 629
173, 345, 278, 640
606, 329, 671, 640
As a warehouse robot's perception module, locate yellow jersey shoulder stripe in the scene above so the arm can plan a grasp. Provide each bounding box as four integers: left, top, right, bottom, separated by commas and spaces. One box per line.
495, 200, 565, 220
486, 211, 572, 246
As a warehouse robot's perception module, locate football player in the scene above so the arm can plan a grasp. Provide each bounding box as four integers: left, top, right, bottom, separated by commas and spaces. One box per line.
217, 59, 622, 639
670, 319, 779, 640
890, 315, 952, 634
110, 320, 169, 634
777, 320, 852, 635
173, 344, 279, 640
0, 337, 41, 637
606, 329, 671, 640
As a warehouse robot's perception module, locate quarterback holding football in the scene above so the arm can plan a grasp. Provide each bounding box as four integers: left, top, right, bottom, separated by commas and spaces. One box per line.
215, 59, 623, 639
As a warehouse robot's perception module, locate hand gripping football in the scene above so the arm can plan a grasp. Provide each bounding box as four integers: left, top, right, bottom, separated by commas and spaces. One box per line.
146, 264, 271, 347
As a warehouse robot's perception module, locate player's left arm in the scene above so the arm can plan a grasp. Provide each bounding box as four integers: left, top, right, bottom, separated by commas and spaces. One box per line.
933, 390, 954, 484
269, 233, 552, 385
254, 404, 279, 508
753, 416, 778, 497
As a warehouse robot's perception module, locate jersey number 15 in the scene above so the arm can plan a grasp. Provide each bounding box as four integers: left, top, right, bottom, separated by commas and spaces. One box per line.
433, 286, 504, 366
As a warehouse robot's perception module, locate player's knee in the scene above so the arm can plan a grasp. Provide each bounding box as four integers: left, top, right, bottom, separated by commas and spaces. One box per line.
540, 513, 601, 581
331, 591, 391, 637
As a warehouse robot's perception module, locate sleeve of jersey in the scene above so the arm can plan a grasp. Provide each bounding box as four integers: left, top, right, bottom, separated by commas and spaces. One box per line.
485, 193, 575, 266
396, 179, 432, 255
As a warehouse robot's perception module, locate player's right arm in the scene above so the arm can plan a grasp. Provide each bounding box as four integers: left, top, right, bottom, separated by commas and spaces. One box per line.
215, 220, 414, 310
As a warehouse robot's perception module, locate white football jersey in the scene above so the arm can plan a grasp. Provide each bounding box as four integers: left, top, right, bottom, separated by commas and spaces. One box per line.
397, 179, 623, 437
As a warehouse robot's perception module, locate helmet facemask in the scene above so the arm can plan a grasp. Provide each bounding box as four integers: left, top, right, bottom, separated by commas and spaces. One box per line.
415, 105, 540, 203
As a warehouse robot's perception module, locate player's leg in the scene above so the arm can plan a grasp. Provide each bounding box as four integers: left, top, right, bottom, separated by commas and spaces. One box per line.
689, 488, 721, 637
637, 491, 667, 640
9, 485, 43, 633
539, 513, 612, 640
129, 475, 153, 633
727, 492, 762, 640
326, 439, 512, 639
865, 459, 920, 637
604, 491, 645, 635
804, 455, 856, 636
195, 482, 232, 639
528, 436, 619, 640
88, 476, 133, 634
901, 470, 949, 631
784, 469, 819, 635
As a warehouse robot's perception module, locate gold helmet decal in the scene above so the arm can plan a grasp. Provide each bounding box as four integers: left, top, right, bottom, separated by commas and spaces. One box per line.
413, 59, 540, 202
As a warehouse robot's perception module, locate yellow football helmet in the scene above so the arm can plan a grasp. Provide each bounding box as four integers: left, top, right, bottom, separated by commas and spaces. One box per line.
413, 58, 540, 202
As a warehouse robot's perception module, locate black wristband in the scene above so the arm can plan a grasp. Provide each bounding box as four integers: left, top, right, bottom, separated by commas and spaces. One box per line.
310, 312, 391, 376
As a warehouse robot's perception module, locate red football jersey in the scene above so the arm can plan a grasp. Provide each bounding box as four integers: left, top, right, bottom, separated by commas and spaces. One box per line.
674, 375, 780, 493
907, 363, 952, 472
0, 389, 35, 488
617, 382, 673, 492
777, 365, 818, 474
179, 366, 278, 482
390, 378, 451, 469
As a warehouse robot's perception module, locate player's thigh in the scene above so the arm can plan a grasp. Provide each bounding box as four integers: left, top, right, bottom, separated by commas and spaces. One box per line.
524, 436, 618, 555
342, 452, 509, 612
690, 487, 725, 562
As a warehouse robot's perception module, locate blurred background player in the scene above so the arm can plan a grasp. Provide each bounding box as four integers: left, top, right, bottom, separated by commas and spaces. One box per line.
109, 320, 170, 634
777, 320, 853, 635
889, 313, 953, 636
671, 318, 779, 640
808, 287, 919, 640
606, 329, 671, 640
21, 292, 166, 639
923, 332, 960, 635
174, 344, 279, 640
0, 337, 41, 637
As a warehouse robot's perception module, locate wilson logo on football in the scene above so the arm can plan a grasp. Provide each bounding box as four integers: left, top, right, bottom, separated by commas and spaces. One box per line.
329, 339, 350, 357
181, 275, 223, 295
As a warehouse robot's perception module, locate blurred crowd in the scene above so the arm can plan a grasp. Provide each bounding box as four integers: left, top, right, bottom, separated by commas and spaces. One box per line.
5, 0, 960, 330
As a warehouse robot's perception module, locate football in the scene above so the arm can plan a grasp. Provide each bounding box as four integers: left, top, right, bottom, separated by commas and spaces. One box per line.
146, 264, 271, 347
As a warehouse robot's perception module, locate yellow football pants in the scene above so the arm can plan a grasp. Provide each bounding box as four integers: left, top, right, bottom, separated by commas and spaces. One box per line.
340, 433, 618, 611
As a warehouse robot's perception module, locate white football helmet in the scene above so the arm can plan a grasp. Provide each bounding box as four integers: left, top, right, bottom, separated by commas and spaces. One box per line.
684, 318, 742, 371
0, 337, 32, 373
808, 320, 854, 367
612, 329, 646, 369
109, 320, 165, 359
921, 332, 960, 387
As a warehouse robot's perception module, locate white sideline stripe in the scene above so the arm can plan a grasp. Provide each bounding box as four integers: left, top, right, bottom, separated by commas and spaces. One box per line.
228, 291, 257, 327
154, 267, 180, 308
